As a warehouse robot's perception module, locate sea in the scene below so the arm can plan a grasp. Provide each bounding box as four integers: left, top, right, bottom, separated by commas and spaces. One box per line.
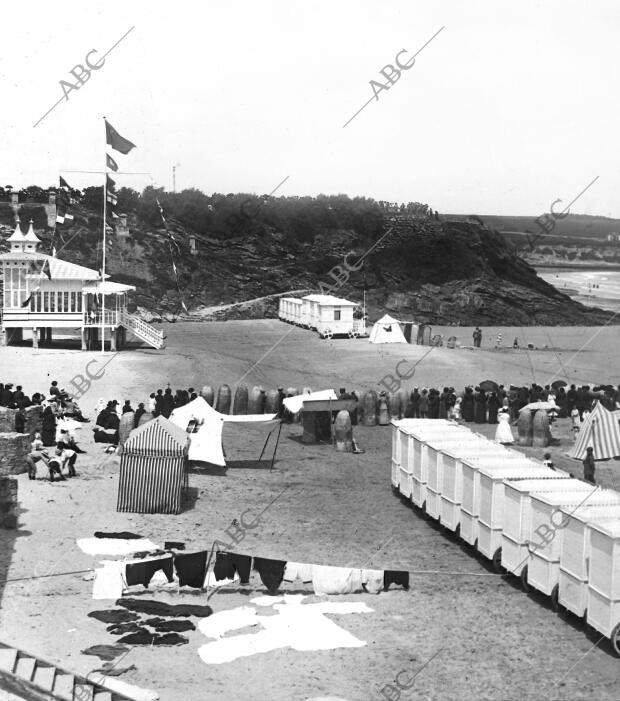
536, 267, 620, 313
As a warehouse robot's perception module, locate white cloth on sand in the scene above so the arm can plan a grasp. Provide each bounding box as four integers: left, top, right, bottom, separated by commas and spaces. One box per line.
283, 561, 313, 583
494, 412, 514, 444
312, 565, 363, 595
197, 596, 372, 664
361, 569, 384, 594
92, 560, 125, 600
77, 538, 160, 557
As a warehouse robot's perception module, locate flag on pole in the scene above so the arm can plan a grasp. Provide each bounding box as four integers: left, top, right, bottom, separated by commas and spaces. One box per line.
107, 191, 118, 206
106, 154, 119, 172
59, 175, 71, 189
105, 120, 136, 154
56, 212, 65, 224
106, 174, 116, 190
112, 211, 119, 219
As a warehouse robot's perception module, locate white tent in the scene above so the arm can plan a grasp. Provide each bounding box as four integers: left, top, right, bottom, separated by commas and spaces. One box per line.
369, 314, 407, 344
169, 397, 277, 466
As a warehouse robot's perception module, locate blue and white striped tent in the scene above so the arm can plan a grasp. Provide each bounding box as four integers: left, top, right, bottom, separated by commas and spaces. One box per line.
117, 416, 189, 514
569, 401, 620, 461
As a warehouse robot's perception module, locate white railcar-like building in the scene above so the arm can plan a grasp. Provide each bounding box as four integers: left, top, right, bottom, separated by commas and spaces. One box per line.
278, 293, 366, 339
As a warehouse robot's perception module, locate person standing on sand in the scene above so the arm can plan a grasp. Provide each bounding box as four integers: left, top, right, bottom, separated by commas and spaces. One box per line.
418, 389, 429, 419
582, 447, 596, 485
474, 387, 487, 423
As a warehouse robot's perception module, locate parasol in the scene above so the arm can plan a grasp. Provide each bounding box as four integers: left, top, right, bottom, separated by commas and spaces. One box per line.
551, 380, 567, 390
479, 380, 499, 393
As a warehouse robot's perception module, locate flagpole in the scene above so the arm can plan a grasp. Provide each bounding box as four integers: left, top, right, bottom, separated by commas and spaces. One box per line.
102, 116, 107, 354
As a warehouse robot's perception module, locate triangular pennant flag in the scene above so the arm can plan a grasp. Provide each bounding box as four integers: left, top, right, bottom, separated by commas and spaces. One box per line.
21, 295, 32, 308
59, 175, 71, 189
105, 120, 136, 154
106, 174, 116, 190
106, 153, 119, 172
56, 212, 65, 224
112, 211, 119, 219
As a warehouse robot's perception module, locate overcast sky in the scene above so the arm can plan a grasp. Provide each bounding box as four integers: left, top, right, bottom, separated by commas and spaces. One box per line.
2, 1, 618, 217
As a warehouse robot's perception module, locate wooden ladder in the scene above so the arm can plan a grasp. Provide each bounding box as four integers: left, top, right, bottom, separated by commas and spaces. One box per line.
0, 642, 136, 701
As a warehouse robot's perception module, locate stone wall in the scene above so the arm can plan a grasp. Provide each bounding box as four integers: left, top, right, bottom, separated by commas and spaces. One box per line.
0, 477, 18, 528
0, 406, 42, 438
0, 433, 31, 475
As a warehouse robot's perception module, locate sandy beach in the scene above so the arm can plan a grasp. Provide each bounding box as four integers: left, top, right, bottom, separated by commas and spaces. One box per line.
0, 320, 619, 701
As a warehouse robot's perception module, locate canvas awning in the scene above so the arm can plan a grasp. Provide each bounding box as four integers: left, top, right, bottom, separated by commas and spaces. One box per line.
283, 389, 338, 415
169, 397, 277, 466
83, 281, 136, 294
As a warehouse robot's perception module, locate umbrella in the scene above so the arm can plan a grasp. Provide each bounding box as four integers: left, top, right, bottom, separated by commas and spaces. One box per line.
479, 380, 499, 393
520, 400, 558, 412
551, 380, 567, 390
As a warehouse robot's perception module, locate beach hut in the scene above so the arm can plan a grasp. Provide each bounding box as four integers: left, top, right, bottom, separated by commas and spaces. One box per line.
500, 478, 591, 579
558, 504, 620, 618
568, 401, 620, 461
369, 314, 407, 344
117, 416, 189, 515
439, 446, 524, 532
585, 520, 620, 654
527, 489, 620, 603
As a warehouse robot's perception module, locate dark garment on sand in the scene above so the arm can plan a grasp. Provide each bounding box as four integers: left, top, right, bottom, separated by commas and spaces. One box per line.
107, 623, 149, 636
94, 531, 144, 540
151, 619, 195, 633
253, 557, 287, 594
117, 598, 213, 618
88, 609, 139, 624
118, 631, 188, 646
81, 644, 129, 661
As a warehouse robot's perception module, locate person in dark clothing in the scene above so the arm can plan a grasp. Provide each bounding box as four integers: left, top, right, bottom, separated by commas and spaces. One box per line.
428, 390, 439, 419
540, 385, 550, 401
461, 387, 475, 422
529, 384, 541, 403
583, 447, 596, 484
49, 381, 60, 397
161, 389, 175, 418
438, 388, 449, 419
134, 403, 146, 428
13, 386, 24, 404
31, 392, 43, 405
566, 384, 577, 414
487, 392, 500, 424
0, 384, 14, 407
575, 386, 589, 420
555, 387, 568, 418
154, 389, 164, 416
41, 406, 56, 446
122, 400, 134, 414
474, 388, 487, 423
174, 390, 184, 408
106, 410, 120, 432
410, 388, 420, 418
600, 392, 616, 411
517, 385, 529, 412
497, 385, 507, 402
14, 409, 26, 434
418, 389, 429, 419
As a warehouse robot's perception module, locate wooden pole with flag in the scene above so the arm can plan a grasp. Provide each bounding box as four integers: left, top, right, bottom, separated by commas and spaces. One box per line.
101, 116, 107, 354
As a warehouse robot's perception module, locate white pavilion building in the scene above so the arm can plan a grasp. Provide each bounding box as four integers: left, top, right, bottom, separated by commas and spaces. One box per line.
0, 220, 164, 350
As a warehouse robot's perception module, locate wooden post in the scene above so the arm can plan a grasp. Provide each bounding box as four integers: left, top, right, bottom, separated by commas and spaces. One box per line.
32, 328, 38, 349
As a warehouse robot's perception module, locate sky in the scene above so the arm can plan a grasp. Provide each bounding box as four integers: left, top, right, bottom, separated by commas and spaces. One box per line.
2, 0, 619, 217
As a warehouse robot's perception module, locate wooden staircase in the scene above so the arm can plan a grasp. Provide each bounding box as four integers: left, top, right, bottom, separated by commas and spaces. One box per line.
119, 311, 165, 350
0, 642, 135, 701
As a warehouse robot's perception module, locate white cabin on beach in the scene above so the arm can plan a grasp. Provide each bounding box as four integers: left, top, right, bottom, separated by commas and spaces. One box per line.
0, 220, 164, 350
278, 293, 366, 339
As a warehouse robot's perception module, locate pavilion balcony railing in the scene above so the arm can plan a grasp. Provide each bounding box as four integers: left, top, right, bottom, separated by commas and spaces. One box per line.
83, 310, 120, 326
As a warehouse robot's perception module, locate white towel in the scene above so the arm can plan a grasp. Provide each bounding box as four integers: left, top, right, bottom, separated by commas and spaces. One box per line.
312, 565, 363, 595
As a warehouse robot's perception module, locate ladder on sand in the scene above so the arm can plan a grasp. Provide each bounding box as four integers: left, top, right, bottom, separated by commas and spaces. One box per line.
0, 641, 135, 701
119, 311, 165, 350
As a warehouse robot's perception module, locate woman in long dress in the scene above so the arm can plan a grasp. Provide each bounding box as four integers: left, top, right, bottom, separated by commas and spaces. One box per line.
495, 408, 514, 444
41, 406, 57, 447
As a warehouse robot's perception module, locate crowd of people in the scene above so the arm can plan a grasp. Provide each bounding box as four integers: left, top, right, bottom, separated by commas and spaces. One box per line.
399, 382, 620, 424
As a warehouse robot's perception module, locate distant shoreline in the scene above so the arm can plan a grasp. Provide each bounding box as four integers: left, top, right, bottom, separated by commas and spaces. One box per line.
534, 263, 620, 271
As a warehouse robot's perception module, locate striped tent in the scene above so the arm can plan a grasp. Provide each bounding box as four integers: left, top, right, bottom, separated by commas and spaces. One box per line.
568, 401, 620, 461
117, 416, 189, 514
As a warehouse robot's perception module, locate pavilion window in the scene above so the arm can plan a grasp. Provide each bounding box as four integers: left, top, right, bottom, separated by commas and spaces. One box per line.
49, 292, 56, 312
77, 294, 82, 312
63, 292, 69, 312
